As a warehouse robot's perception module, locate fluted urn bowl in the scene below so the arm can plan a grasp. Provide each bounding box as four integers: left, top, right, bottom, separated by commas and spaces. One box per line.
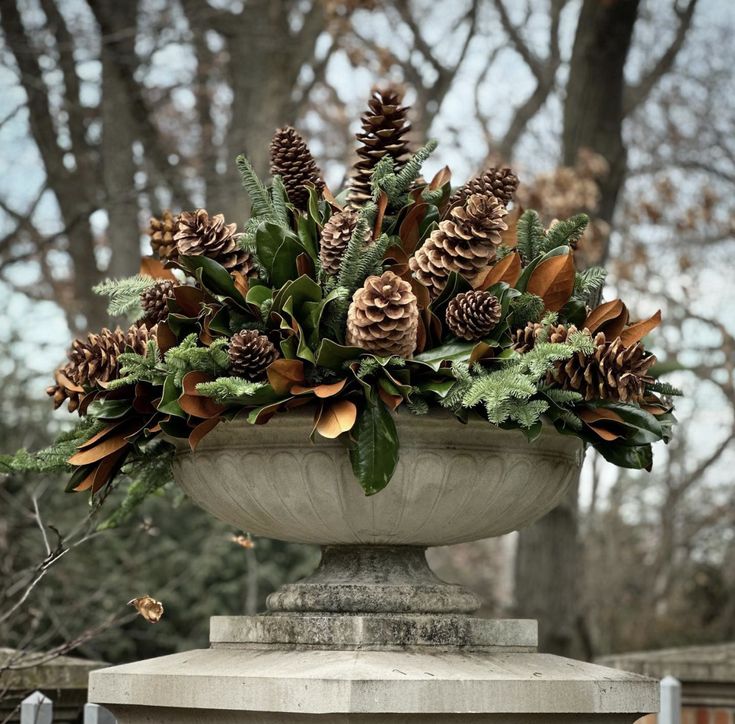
172, 409, 584, 616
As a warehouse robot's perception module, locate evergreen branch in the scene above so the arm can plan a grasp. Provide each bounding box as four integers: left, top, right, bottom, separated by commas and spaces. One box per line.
573, 266, 607, 304
646, 380, 683, 396
356, 233, 393, 279
510, 293, 544, 328
390, 140, 438, 198
93, 275, 156, 318
542, 214, 589, 252
195, 377, 267, 403
236, 154, 272, 218
107, 340, 165, 389
270, 175, 290, 226
165, 335, 230, 386
542, 388, 584, 406
336, 209, 372, 292
516, 210, 546, 262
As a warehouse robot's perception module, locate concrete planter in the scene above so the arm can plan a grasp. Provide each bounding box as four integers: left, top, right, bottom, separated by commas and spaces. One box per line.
171, 409, 584, 617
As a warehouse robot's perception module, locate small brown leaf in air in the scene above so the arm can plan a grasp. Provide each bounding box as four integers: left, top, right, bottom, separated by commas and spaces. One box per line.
128, 595, 164, 624
229, 534, 256, 549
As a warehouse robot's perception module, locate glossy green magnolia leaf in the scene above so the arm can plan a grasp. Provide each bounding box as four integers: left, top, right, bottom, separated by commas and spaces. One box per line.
413, 340, 476, 371
349, 397, 399, 496
179, 255, 247, 308
585, 401, 664, 442
86, 399, 133, 421
316, 339, 363, 370
246, 284, 273, 307
271, 235, 306, 288
157, 376, 185, 418
593, 441, 653, 471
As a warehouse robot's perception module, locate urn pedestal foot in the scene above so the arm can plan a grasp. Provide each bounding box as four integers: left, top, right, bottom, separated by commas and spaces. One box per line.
89, 615, 658, 723
266, 545, 482, 615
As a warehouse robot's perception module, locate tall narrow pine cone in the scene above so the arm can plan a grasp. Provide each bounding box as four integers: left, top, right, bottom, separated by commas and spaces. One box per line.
228, 330, 279, 380
448, 168, 519, 210
140, 279, 176, 325
174, 209, 253, 275
445, 291, 502, 341
346, 271, 418, 358
550, 333, 656, 404
319, 209, 370, 276
148, 210, 179, 262
409, 194, 508, 298
269, 127, 325, 212
350, 86, 411, 204
47, 324, 155, 411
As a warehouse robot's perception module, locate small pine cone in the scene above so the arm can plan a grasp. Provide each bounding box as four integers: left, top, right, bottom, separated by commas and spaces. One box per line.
511, 322, 573, 353
269, 127, 325, 212
228, 330, 279, 380
445, 291, 502, 341
448, 168, 519, 210
409, 194, 508, 297
175, 209, 253, 275
319, 209, 370, 276
346, 271, 418, 358
550, 333, 656, 404
140, 280, 176, 325
350, 86, 411, 204
149, 210, 179, 262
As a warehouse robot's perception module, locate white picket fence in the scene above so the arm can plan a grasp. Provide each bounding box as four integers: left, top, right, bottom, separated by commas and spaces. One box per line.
19, 677, 684, 723
20, 692, 116, 724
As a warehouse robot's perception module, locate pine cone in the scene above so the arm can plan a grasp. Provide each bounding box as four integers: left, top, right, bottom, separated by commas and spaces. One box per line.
448, 168, 519, 210
409, 194, 508, 298
175, 209, 253, 275
511, 321, 572, 353
445, 291, 502, 341
228, 330, 279, 380
319, 209, 370, 276
149, 210, 179, 262
140, 280, 176, 325
350, 86, 411, 204
269, 127, 325, 212
550, 333, 656, 404
346, 271, 418, 358
47, 324, 155, 411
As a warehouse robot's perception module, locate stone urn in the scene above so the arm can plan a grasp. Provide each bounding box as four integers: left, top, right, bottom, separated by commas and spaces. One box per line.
91, 410, 658, 723
171, 408, 584, 646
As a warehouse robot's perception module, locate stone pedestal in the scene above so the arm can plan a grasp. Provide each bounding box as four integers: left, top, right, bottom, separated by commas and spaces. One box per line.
89, 612, 657, 723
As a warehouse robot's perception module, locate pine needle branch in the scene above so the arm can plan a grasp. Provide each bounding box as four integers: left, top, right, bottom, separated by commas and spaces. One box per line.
93, 276, 156, 318
236, 154, 273, 218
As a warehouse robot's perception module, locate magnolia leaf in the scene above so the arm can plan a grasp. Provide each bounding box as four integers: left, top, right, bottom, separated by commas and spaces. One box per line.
620, 310, 662, 347
140, 256, 176, 281
315, 399, 358, 439
189, 417, 220, 451
397, 202, 429, 255
525, 251, 575, 311
68, 435, 129, 466
478, 252, 522, 289
349, 396, 399, 495
266, 358, 305, 394
292, 379, 347, 398
577, 407, 627, 441
373, 191, 388, 239
73, 448, 128, 493
378, 386, 403, 411
500, 204, 523, 246
584, 299, 629, 337
429, 165, 451, 190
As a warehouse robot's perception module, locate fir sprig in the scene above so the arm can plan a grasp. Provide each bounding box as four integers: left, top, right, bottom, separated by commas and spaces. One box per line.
165, 334, 230, 386
93, 275, 156, 318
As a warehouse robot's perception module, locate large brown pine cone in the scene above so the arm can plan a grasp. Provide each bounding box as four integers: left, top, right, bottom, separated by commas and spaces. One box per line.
350, 86, 411, 204
269, 127, 325, 212
409, 194, 508, 298
319, 209, 370, 276
512, 322, 656, 403
47, 324, 155, 411
228, 330, 279, 380
140, 280, 176, 326
448, 168, 519, 210
148, 210, 179, 262
445, 291, 502, 341
175, 209, 253, 274
346, 270, 418, 358
550, 333, 656, 404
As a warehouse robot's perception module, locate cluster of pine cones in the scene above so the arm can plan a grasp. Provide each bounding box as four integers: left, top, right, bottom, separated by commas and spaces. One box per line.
54, 85, 648, 404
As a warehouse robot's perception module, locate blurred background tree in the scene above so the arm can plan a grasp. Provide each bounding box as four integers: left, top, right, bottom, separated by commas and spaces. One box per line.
1, 0, 733, 667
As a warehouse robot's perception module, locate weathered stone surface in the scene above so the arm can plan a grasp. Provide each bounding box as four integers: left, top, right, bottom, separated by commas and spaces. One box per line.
210, 614, 537, 652
89, 647, 658, 719
266, 545, 481, 614
171, 410, 583, 546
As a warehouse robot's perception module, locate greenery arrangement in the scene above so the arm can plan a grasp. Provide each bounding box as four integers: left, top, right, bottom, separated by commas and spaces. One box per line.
2, 85, 678, 509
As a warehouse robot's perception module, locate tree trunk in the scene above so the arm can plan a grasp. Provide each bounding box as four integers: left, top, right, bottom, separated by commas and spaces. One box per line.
514, 0, 641, 659
97, 0, 141, 280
